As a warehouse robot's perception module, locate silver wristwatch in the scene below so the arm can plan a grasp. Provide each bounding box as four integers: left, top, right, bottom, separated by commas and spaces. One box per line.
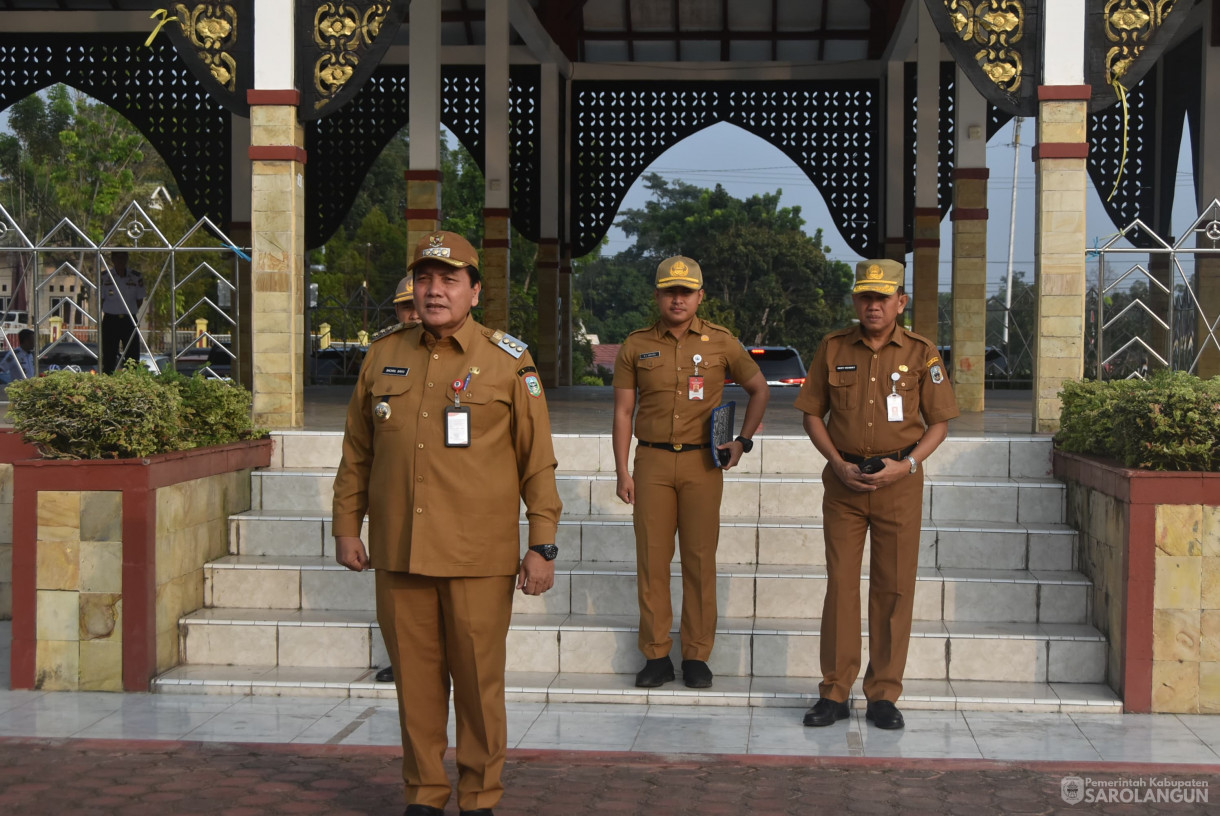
907, 456, 918, 474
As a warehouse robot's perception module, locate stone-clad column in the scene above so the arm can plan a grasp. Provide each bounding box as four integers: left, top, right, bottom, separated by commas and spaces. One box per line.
481, 0, 511, 331
950, 69, 990, 412
1197, 5, 1220, 377
407, 0, 442, 253
536, 239, 560, 386
912, 1, 942, 342
558, 257, 572, 386
248, 0, 304, 428
1032, 0, 1088, 433
535, 66, 562, 385
883, 61, 908, 270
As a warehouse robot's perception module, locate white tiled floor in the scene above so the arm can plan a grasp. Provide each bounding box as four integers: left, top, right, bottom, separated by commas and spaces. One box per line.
3, 622, 1220, 763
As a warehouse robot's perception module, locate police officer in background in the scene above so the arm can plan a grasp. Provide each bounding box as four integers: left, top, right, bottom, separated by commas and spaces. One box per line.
333, 230, 562, 816
372, 272, 420, 686
613, 256, 770, 690
796, 259, 958, 731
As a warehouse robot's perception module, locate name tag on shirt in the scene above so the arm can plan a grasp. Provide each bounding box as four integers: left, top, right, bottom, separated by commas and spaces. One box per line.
689, 376, 704, 400
445, 406, 471, 446
836, 365, 857, 371
639, 351, 660, 360
886, 392, 903, 422
382, 366, 409, 376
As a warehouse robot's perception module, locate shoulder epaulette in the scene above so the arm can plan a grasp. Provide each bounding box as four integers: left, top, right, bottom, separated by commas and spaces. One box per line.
371, 322, 410, 343
902, 327, 938, 349
626, 326, 652, 337
489, 329, 527, 359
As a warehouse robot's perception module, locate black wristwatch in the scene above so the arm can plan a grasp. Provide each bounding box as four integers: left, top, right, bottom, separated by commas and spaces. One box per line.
528, 544, 559, 561
735, 435, 754, 454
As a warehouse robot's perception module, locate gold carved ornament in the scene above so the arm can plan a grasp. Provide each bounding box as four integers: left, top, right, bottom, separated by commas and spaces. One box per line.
1103, 0, 1180, 200
146, 5, 239, 92
944, 0, 1025, 94
314, 3, 391, 112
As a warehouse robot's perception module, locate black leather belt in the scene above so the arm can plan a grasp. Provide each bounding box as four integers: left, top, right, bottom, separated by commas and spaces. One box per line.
637, 441, 710, 452
838, 444, 917, 465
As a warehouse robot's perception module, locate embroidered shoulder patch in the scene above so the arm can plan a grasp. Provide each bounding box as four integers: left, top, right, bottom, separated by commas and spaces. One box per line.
930, 363, 945, 384
517, 365, 538, 377
525, 374, 543, 398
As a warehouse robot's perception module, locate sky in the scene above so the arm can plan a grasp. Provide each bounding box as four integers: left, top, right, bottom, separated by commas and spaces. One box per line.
603, 118, 1203, 295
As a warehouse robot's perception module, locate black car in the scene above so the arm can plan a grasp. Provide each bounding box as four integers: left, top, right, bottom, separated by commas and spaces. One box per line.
726, 345, 807, 386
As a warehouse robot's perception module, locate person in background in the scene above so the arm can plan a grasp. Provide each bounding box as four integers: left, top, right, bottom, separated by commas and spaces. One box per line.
0, 329, 35, 384
100, 251, 146, 374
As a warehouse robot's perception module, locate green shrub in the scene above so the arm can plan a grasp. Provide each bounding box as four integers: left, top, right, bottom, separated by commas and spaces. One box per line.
1056, 372, 1220, 471
7, 367, 265, 460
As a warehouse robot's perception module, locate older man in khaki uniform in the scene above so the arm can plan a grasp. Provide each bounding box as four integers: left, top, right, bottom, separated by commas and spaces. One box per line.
796, 259, 958, 731
613, 256, 769, 690
333, 230, 562, 816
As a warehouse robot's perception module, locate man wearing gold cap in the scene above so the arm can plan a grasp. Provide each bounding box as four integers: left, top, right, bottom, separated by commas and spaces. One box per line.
613, 255, 770, 690
394, 275, 419, 323
333, 230, 562, 816
795, 259, 958, 731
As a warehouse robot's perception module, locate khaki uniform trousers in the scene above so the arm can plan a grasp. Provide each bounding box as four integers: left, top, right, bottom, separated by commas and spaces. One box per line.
632, 444, 723, 661
375, 570, 515, 812
819, 464, 924, 704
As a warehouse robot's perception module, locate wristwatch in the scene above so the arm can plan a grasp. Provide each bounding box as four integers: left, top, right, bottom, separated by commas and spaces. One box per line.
735, 435, 754, 454
907, 456, 918, 474
529, 544, 559, 561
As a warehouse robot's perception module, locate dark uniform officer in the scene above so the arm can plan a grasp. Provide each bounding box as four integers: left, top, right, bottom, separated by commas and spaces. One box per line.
333, 230, 562, 816
796, 259, 958, 731
613, 256, 770, 689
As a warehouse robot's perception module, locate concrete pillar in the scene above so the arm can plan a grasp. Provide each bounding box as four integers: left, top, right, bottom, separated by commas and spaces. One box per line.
1197, 5, 1220, 377
407, 0, 442, 251
230, 113, 253, 392
558, 257, 572, 386
912, 0, 941, 342
248, 0, 305, 428
535, 65, 561, 385
481, 0, 511, 331
950, 68, 989, 412
884, 60, 908, 267
1032, 0, 1088, 432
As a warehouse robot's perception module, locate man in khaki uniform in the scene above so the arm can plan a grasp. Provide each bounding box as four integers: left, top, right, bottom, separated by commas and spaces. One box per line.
394, 275, 419, 323
613, 256, 770, 689
333, 231, 562, 816
796, 259, 958, 731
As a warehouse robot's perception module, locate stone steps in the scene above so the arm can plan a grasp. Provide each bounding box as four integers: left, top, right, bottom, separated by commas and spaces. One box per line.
202, 556, 1091, 624
151, 430, 1122, 712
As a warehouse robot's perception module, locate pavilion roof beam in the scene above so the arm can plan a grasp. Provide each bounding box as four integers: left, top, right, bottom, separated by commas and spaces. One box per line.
625, 0, 634, 61
579, 29, 868, 42
536, 0, 588, 61
880, 0, 919, 63
509, 0, 573, 77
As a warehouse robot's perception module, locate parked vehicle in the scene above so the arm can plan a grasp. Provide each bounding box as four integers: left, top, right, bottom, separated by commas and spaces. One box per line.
729, 345, 807, 386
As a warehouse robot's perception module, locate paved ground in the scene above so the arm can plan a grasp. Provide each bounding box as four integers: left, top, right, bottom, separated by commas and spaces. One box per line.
0, 737, 1215, 815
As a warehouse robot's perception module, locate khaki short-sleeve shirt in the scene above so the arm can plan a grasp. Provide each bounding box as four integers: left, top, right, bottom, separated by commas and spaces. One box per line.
332, 318, 562, 576
794, 324, 959, 457
612, 317, 761, 445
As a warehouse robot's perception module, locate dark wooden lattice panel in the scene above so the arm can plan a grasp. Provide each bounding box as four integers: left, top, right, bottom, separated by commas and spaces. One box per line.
570, 79, 882, 259
0, 34, 231, 229
306, 65, 542, 248
305, 68, 411, 248
902, 62, 956, 250
1088, 67, 1158, 248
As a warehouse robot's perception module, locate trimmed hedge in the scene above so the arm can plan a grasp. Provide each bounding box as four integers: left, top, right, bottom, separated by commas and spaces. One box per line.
1056, 372, 1220, 472
7, 367, 265, 460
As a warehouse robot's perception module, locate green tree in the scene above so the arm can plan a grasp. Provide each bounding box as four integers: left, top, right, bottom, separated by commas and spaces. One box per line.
577, 174, 854, 366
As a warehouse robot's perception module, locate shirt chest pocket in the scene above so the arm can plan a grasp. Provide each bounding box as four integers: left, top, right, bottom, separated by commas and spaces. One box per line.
636, 356, 670, 390
370, 374, 413, 433
895, 375, 918, 414
460, 385, 511, 439
828, 370, 858, 411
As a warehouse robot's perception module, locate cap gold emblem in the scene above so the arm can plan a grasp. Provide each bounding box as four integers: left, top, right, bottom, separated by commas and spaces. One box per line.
671, 260, 689, 277
428, 233, 445, 247
866, 264, 884, 280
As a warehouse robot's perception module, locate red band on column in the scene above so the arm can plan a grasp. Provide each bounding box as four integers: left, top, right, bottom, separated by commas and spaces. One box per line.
405, 170, 443, 182
249, 145, 307, 164
1032, 143, 1090, 160
247, 89, 301, 106
951, 208, 989, 221
483, 238, 510, 249
953, 168, 990, 180
913, 238, 941, 248
913, 207, 941, 218
483, 208, 511, 218
1037, 85, 1093, 101
404, 209, 441, 220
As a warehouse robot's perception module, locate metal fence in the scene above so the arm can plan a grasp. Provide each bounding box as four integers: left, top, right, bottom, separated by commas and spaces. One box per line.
0, 202, 245, 386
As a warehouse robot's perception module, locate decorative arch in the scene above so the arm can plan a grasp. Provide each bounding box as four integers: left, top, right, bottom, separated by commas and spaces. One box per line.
0, 34, 231, 230
569, 79, 884, 258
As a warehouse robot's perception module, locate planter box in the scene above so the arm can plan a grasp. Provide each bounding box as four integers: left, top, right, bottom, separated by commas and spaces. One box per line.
1054, 449, 1220, 713
9, 438, 272, 692
0, 429, 39, 620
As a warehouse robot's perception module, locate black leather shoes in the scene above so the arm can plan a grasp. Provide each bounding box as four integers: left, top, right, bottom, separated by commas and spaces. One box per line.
865, 700, 905, 730
802, 697, 850, 727
634, 657, 675, 688
376, 666, 394, 683
681, 659, 713, 688
404, 806, 443, 816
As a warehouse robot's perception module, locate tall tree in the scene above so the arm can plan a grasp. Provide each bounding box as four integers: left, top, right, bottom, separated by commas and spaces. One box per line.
578, 174, 854, 365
